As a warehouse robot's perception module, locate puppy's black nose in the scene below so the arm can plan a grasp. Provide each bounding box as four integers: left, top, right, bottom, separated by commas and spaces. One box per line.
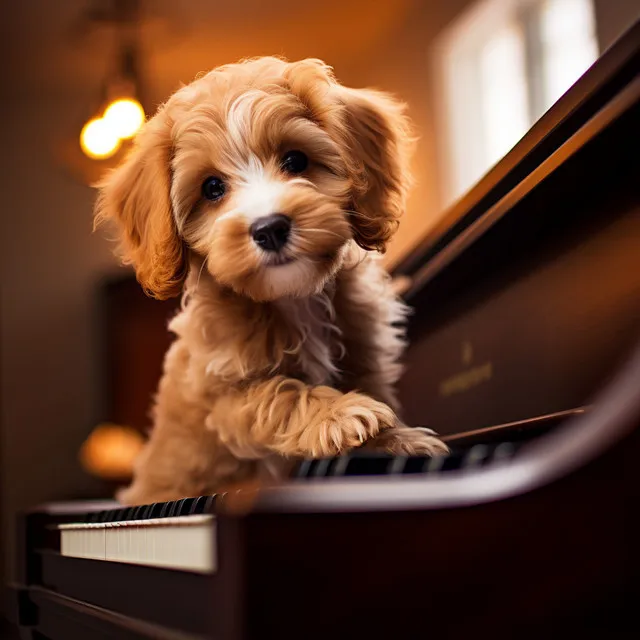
250, 214, 291, 252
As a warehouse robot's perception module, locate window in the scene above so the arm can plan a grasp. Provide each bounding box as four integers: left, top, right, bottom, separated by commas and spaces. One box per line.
433, 0, 599, 207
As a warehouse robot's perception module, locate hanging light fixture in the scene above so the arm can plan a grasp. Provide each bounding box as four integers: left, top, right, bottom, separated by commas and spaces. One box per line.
103, 98, 145, 139
80, 117, 122, 159
79, 0, 146, 160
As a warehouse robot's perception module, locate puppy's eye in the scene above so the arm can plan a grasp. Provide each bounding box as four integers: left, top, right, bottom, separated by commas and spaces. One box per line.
202, 176, 226, 201
281, 150, 308, 174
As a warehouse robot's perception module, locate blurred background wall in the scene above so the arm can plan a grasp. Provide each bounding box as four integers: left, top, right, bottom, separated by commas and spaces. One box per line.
1, 0, 638, 606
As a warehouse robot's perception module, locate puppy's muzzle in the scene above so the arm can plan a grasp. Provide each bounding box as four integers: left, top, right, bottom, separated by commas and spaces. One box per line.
250, 214, 291, 252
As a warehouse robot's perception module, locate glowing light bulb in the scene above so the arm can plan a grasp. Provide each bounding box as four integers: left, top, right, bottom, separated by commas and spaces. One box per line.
103, 98, 145, 139
80, 118, 121, 159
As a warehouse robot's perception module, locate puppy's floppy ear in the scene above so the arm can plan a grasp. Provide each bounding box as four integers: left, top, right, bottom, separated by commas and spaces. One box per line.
95, 108, 186, 299
336, 87, 414, 252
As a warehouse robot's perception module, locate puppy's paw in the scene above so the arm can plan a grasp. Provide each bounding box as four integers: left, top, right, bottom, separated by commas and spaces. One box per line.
364, 426, 449, 456
288, 393, 397, 457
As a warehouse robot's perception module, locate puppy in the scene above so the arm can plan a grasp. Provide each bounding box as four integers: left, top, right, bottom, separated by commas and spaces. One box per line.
96, 57, 448, 505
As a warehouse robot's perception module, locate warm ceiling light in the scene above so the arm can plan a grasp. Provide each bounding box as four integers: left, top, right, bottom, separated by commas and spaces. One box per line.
103, 97, 145, 139
73, 1, 146, 165
80, 117, 121, 160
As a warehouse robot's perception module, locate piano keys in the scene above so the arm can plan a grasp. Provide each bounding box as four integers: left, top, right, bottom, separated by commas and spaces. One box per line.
52, 409, 540, 574
59, 513, 215, 573
53, 405, 575, 575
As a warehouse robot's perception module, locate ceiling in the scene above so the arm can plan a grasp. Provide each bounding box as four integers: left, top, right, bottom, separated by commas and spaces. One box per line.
1, 0, 414, 101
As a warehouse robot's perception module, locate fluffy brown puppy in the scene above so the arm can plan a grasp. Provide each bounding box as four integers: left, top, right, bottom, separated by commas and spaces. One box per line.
96, 57, 448, 505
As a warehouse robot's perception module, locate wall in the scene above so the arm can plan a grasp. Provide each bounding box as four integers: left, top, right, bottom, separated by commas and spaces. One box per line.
0, 96, 118, 587
594, 0, 640, 52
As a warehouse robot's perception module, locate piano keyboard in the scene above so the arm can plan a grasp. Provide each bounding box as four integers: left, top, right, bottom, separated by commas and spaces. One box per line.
294, 440, 519, 478
58, 495, 220, 573
58, 442, 520, 572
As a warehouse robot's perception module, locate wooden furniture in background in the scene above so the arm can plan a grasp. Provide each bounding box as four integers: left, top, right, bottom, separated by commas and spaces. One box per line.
100, 275, 179, 433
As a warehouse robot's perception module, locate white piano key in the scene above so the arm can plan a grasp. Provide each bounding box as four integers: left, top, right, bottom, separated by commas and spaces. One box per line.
58, 515, 216, 573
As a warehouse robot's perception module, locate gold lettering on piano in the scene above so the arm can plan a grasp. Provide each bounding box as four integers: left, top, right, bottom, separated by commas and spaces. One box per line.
438, 362, 493, 397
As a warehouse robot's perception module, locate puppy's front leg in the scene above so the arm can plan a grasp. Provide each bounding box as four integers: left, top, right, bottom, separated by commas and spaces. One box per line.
207, 376, 411, 458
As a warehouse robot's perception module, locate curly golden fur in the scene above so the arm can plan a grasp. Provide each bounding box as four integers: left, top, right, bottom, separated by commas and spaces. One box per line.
95, 57, 447, 505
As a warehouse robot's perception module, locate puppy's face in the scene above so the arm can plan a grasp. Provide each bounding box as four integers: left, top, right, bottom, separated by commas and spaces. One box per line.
96, 58, 414, 301
172, 77, 353, 300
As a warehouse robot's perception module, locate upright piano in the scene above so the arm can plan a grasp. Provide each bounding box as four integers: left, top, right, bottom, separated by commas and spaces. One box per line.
8, 20, 640, 640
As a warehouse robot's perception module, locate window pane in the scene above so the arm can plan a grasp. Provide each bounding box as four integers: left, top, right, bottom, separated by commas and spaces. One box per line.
479, 20, 530, 170
540, 0, 598, 109
432, 0, 598, 208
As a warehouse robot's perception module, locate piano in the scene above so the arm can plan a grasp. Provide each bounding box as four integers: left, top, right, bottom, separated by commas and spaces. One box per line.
8, 20, 640, 640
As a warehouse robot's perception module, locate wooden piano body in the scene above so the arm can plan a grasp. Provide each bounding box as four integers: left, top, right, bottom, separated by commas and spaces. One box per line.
8, 20, 640, 640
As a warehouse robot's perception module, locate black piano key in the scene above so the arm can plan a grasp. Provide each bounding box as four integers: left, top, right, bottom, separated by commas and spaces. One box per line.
148, 502, 164, 519
159, 501, 173, 518
401, 456, 429, 474
203, 494, 218, 513
166, 501, 175, 517
423, 455, 445, 473
177, 497, 197, 516
190, 496, 210, 514
295, 459, 314, 478
311, 458, 336, 478
131, 506, 145, 521
329, 455, 351, 477
463, 444, 492, 468
170, 498, 190, 517
342, 454, 394, 476
138, 504, 152, 520
299, 459, 316, 477
387, 455, 408, 474
442, 452, 469, 471
112, 508, 127, 522
491, 442, 518, 461
421, 451, 460, 472
307, 460, 324, 477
